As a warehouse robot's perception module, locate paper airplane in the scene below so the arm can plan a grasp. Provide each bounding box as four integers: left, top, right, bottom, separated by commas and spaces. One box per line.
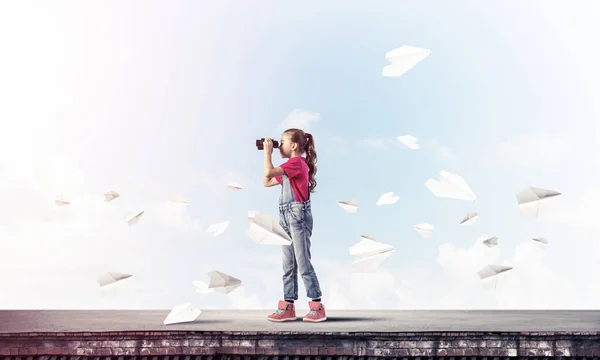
359, 234, 376, 241
477, 265, 513, 280
425, 171, 476, 201
338, 199, 358, 213
54, 196, 70, 206
349, 237, 395, 272
104, 191, 119, 202
163, 302, 202, 325
414, 223, 434, 238
97, 272, 132, 287
532, 237, 548, 248
247, 212, 292, 245
516, 186, 561, 218
460, 211, 479, 226
397, 135, 419, 150
482, 236, 499, 247
207, 270, 242, 294
376, 192, 399, 206
127, 211, 144, 226
170, 194, 189, 205
382, 46, 431, 77
206, 221, 229, 236
226, 182, 243, 190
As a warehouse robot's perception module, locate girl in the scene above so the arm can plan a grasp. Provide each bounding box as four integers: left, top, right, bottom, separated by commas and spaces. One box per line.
262, 128, 326, 323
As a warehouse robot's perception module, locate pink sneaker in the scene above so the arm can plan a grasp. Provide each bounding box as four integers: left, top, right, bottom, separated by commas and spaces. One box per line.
303, 301, 327, 322
267, 300, 297, 322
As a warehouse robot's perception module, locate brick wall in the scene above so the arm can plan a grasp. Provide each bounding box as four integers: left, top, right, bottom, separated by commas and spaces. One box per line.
1, 331, 600, 357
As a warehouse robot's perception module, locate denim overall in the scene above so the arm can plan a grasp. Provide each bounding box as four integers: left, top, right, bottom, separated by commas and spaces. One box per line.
278, 173, 322, 300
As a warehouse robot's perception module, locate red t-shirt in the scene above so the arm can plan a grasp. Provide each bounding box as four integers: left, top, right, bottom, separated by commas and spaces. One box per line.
275, 156, 310, 201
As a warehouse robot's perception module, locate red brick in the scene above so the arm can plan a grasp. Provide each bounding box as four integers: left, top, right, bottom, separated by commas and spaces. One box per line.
437, 349, 447, 356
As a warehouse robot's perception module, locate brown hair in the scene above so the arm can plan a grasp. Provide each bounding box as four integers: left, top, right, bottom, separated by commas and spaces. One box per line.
284, 128, 317, 193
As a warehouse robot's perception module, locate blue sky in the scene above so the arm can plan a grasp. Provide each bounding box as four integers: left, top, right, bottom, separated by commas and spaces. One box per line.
1, 0, 600, 311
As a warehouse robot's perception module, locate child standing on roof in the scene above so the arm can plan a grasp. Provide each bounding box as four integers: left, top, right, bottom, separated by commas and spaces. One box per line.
262, 128, 326, 323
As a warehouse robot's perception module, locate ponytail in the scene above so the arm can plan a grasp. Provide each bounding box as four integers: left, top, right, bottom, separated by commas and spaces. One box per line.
305, 133, 317, 193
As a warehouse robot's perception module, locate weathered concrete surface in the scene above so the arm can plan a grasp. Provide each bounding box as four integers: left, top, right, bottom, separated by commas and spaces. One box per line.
2, 309, 600, 333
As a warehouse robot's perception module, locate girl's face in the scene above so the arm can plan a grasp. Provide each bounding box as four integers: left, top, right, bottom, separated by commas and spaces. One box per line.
279, 132, 296, 158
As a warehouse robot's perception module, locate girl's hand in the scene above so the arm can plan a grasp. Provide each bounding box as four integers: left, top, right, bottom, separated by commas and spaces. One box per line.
263, 137, 273, 155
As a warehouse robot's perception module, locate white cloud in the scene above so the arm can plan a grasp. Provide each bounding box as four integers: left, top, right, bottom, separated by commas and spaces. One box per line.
279, 109, 320, 132
435, 238, 581, 309
491, 134, 574, 169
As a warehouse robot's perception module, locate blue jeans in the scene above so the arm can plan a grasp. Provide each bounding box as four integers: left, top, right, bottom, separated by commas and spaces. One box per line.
277, 173, 322, 300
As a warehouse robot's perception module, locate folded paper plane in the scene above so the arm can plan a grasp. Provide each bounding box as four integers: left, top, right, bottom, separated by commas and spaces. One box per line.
247, 212, 292, 245
532, 237, 548, 245
97, 272, 132, 287
414, 223, 434, 238
382, 46, 431, 77
482, 236, 499, 247
127, 211, 144, 226
163, 302, 202, 325
207, 270, 242, 294
55, 196, 70, 206
170, 194, 189, 205
532, 237, 548, 248
359, 234, 376, 241
226, 182, 243, 190
206, 221, 229, 236
477, 265, 513, 280
349, 237, 395, 272
338, 199, 358, 213
376, 192, 399, 206
397, 135, 419, 149
104, 191, 120, 202
460, 211, 479, 226
516, 186, 561, 218
425, 171, 476, 201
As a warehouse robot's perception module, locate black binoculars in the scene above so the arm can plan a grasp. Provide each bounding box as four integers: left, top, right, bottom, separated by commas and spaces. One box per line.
256, 138, 279, 150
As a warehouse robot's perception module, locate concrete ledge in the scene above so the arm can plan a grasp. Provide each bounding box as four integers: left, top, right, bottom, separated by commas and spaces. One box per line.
2, 311, 600, 357
1, 331, 600, 357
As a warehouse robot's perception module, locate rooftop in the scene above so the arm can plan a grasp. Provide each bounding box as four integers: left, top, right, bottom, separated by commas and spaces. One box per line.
2, 309, 599, 333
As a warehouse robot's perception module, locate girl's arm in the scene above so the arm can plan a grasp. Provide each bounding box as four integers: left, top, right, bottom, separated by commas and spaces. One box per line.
263, 177, 279, 187
263, 137, 285, 179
